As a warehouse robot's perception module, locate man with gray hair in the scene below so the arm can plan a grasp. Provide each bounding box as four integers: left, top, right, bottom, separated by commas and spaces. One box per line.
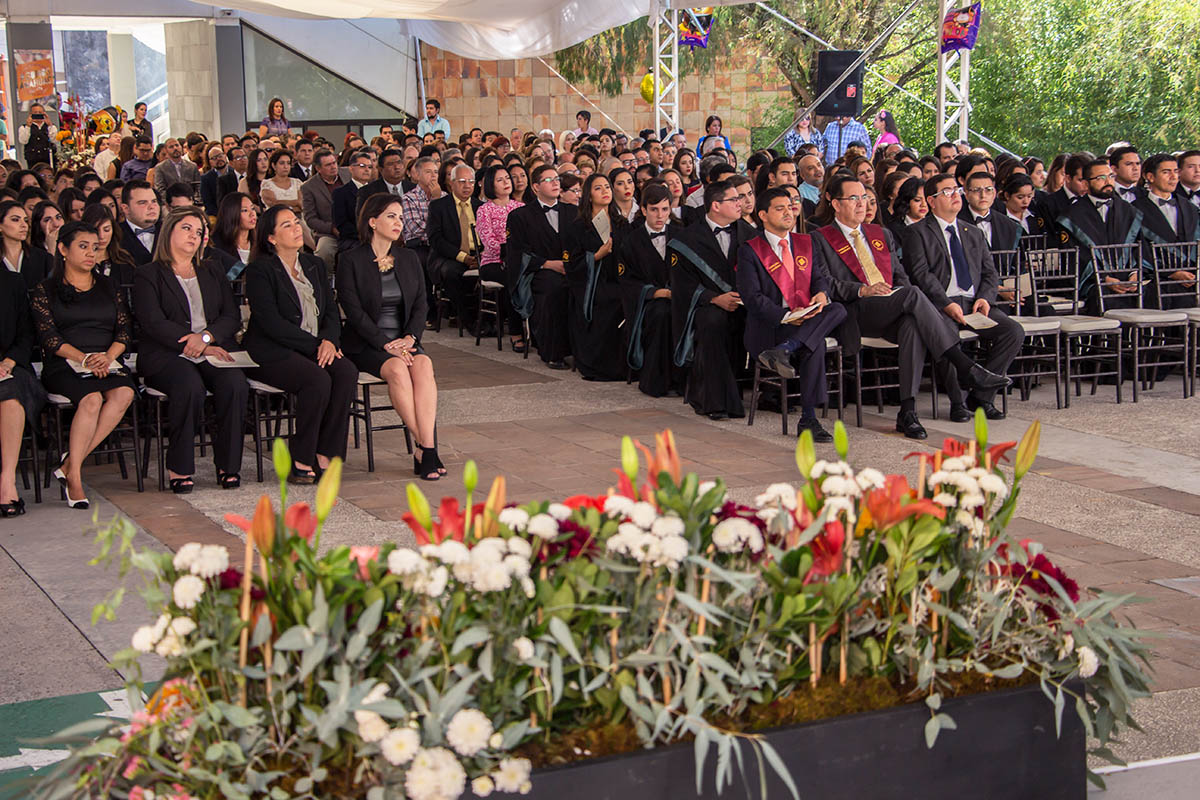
684, 154, 738, 209
427, 162, 482, 319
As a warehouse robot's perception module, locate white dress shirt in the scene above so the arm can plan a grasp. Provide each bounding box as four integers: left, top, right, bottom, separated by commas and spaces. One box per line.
646, 223, 667, 260
385, 180, 404, 196
540, 202, 559, 233
932, 213, 973, 298
1149, 190, 1179, 234
1006, 208, 1034, 233
706, 215, 731, 255
1089, 195, 1111, 223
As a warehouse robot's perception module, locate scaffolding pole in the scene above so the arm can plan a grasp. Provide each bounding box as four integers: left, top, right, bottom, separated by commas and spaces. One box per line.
935, 0, 971, 144
651, 1, 680, 138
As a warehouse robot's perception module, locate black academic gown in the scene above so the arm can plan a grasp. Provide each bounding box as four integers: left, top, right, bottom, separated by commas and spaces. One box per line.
618, 222, 685, 396
959, 207, 1024, 253
667, 217, 755, 417
507, 201, 570, 363
1133, 192, 1200, 308
1057, 195, 1142, 311
561, 213, 626, 381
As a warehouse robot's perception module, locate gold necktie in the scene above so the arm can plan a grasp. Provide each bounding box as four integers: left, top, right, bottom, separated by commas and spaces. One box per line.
850, 229, 887, 287
457, 198, 475, 253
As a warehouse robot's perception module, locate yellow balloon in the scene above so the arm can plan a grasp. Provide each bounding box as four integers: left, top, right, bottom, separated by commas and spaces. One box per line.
640, 73, 656, 104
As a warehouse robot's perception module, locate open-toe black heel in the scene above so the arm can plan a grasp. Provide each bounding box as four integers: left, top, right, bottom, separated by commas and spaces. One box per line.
288, 464, 318, 485
417, 444, 441, 481
169, 477, 195, 494
217, 469, 241, 489
0, 498, 25, 517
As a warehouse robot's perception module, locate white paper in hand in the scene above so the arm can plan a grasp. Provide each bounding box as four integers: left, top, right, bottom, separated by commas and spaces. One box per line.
206, 351, 259, 368
782, 303, 821, 324
591, 209, 611, 243
962, 312, 998, 330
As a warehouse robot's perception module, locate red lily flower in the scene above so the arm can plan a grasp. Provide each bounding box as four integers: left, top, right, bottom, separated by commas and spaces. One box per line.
805, 520, 845, 583
987, 441, 1017, 466
403, 496, 465, 546
863, 475, 946, 529
284, 502, 316, 542
563, 494, 606, 512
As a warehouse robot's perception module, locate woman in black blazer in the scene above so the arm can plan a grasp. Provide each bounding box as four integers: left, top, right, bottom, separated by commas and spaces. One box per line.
0, 199, 53, 287
0, 267, 47, 516
338, 193, 442, 481
243, 206, 357, 484
133, 207, 248, 492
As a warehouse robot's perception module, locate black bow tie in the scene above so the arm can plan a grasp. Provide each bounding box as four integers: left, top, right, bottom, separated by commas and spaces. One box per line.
1157, 196, 1176, 208
713, 225, 733, 236
132, 225, 155, 236
1093, 199, 1111, 209
648, 230, 667, 240
540, 204, 557, 214
974, 214, 990, 224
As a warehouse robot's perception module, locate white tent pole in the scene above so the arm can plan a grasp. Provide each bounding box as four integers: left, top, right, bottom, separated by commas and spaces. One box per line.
414, 35, 427, 111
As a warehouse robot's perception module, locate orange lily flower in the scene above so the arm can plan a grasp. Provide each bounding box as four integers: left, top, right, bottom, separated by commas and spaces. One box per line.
403, 496, 465, 546
863, 475, 945, 529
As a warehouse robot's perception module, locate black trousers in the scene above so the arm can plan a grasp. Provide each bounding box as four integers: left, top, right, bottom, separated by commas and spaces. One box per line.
936, 299, 1024, 404
145, 360, 249, 476
248, 351, 358, 465
480, 261, 522, 334
636, 299, 685, 397
530, 269, 571, 362
856, 286, 959, 400
771, 302, 848, 407
430, 254, 471, 313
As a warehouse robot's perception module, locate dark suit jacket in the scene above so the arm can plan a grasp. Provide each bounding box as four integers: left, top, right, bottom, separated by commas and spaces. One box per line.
618, 223, 680, 318
200, 169, 224, 216
218, 171, 245, 202
958, 207, 1023, 253
428, 194, 483, 261
242, 253, 341, 365
131, 260, 241, 378
0, 268, 35, 369
1058, 195, 1140, 249
290, 163, 315, 182
301, 174, 340, 239
332, 182, 361, 248
1036, 187, 1078, 233
901, 214, 999, 309
336, 243, 427, 355
736, 232, 832, 359
505, 201, 564, 286
1173, 184, 1200, 212
1133, 192, 1200, 245
355, 179, 406, 217
119, 220, 160, 267
9, 246, 52, 288
153, 158, 200, 199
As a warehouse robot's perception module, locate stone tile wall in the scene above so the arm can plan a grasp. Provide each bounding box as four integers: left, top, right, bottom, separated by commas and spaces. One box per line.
419, 44, 792, 153
164, 20, 217, 139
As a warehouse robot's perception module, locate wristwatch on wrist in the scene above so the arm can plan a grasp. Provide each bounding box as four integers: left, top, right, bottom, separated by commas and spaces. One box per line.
201, 332, 213, 344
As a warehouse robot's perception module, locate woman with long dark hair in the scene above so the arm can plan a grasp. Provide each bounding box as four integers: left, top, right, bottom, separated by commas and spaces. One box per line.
886, 177, 928, 242
134, 207, 247, 492
31, 200, 64, 255
609, 167, 639, 223
237, 148, 270, 207
81, 204, 135, 289
207, 192, 257, 283
242, 206, 357, 484
561, 173, 626, 381
0, 261, 46, 515
475, 165, 527, 351
259, 97, 289, 138
674, 150, 700, 195
30, 221, 136, 509
872, 109, 901, 151
109, 137, 135, 181
0, 200, 52, 286
696, 115, 731, 156
337, 194, 442, 480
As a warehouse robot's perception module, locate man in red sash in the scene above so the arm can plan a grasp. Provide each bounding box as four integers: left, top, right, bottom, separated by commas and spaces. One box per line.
737, 187, 846, 442
813, 175, 1009, 439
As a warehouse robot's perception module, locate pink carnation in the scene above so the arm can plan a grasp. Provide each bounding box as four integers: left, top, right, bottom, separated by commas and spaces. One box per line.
349, 546, 380, 580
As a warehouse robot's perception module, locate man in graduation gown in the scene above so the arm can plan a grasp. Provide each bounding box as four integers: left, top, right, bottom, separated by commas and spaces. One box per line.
737, 187, 847, 441
1133, 152, 1199, 309
668, 178, 756, 419
1036, 152, 1091, 235
507, 164, 571, 368
904, 174, 1023, 421
813, 175, 1009, 439
958, 172, 1023, 253
619, 182, 685, 396
1057, 158, 1144, 313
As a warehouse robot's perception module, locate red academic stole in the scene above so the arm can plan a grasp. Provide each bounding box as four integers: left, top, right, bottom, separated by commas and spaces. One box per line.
817, 223, 894, 286
748, 233, 814, 308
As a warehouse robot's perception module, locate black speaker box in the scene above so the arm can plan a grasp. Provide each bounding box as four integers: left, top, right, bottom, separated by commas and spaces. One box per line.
815, 50, 864, 117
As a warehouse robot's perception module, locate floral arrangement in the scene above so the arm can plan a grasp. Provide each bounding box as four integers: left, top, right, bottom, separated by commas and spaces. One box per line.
30, 417, 1150, 799
54, 125, 94, 172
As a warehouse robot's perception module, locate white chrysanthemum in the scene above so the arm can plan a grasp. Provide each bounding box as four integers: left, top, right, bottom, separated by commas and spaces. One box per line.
513, 636, 535, 661
659, 535, 689, 569
520, 576, 535, 598
821, 475, 861, 497
154, 633, 185, 658
446, 709, 493, 756
746, 527, 765, 553
489, 732, 504, 749
492, 757, 532, 794
472, 776, 495, 797
526, 514, 558, 541
151, 612, 171, 640
172, 542, 203, 572
471, 538, 507, 564
711, 517, 760, 553
388, 548, 427, 576
650, 515, 685, 538
415, 565, 449, 597
941, 456, 970, 472
754, 482, 797, 510
821, 496, 855, 517
926, 470, 949, 487
407, 748, 466, 800
1077, 646, 1099, 678
519, 782, 532, 795
810, 459, 851, 479
472, 562, 512, 593
978, 474, 1009, 498
506, 537, 532, 559
756, 507, 780, 523
356, 710, 389, 742
363, 681, 389, 706
169, 617, 197, 637
547, 503, 572, 521
498, 507, 530, 531
1057, 634, 1076, 661
431, 540, 471, 565
603, 495, 636, 517
617, 522, 643, 539
131, 625, 158, 653
380, 727, 421, 765
931, 492, 957, 507
190, 545, 229, 578
172, 575, 205, 609
503, 554, 531, 579
855, 468, 887, 492
630, 501, 658, 529
959, 492, 985, 510
967, 467, 988, 479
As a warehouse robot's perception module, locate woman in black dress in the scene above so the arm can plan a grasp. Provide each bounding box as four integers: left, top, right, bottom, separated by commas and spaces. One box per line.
82, 204, 136, 289
134, 207, 248, 493
562, 173, 626, 381
0, 199, 52, 287
207, 192, 257, 284
0, 267, 47, 516
338, 194, 442, 481
30, 221, 136, 509
243, 207, 357, 484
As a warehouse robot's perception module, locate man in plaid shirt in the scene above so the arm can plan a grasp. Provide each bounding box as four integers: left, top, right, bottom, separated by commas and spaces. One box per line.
402, 157, 438, 249
821, 116, 873, 165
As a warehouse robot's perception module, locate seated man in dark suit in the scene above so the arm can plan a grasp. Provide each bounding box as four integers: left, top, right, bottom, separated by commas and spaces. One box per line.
118, 179, 161, 267
903, 174, 1023, 420
1037, 152, 1091, 239
737, 187, 846, 441
668, 179, 756, 420
506, 164, 570, 368
813, 175, 1009, 439
1057, 158, 1144, 312
332, 151, 372, 253
618, 182, 685, 397
1133, 152, 1198, 308
959, 171, 1023, 252
300, 148, 342, 271
355, 148, 407, 218
199, 144, 227, 217
426, 162, 482, 318
217, 147, 247, 205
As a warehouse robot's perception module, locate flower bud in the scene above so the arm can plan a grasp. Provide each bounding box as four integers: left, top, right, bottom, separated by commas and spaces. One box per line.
974, 407, 989, 453
315, 457, 343, 522
620, 435, 638, 481
272, 437, 291, 483
463, 460, 479, 494
406, 482, 432, 531
250, 494, 275, 556
1015, 420, 1040, 479
795, 429, 815, 479
833, 420, 849, 460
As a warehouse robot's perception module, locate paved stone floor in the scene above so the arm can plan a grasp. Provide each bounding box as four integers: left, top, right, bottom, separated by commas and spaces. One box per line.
1, 327, 1198, 794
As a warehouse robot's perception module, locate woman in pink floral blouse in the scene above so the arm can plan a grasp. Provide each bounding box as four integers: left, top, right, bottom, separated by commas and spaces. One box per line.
475, 165, 526, 351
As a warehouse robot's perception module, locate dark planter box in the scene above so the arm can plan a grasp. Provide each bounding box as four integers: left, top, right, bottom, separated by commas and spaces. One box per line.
517, 682, 1085, 800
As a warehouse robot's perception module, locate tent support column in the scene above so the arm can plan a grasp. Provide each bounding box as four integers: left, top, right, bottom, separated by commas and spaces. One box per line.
651, 1, 679, 138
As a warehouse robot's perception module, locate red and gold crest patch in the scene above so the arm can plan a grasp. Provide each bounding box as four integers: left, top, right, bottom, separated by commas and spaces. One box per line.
871, 239, 884, 251
797, 256, 808, 269
617, 262, 625, 275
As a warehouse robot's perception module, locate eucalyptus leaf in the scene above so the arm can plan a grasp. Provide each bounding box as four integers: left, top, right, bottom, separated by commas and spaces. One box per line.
250, 611, 273, 648
298, 636, 329, 681
273, 625, 315, 651
451, 626, 491, 655
549, 616, 584, 663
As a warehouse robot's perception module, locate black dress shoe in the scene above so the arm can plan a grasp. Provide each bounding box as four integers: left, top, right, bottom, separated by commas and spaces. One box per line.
948, 404, 972, 423
546, 360, 569, 370
895, 409, 928, 440
967, 396, 1006, 420
757, 347, 797, 378
797, 417, 833, 443
966, 364, 1013, 392
706, 411, 730, 421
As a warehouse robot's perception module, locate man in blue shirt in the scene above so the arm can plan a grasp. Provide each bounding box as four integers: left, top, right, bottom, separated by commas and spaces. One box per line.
416, 99, 451, 139
821, 116, 872, 164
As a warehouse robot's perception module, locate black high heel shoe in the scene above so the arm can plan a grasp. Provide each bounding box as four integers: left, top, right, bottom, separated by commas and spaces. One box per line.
0, 497, 25, 517
415, 444, 441, 481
